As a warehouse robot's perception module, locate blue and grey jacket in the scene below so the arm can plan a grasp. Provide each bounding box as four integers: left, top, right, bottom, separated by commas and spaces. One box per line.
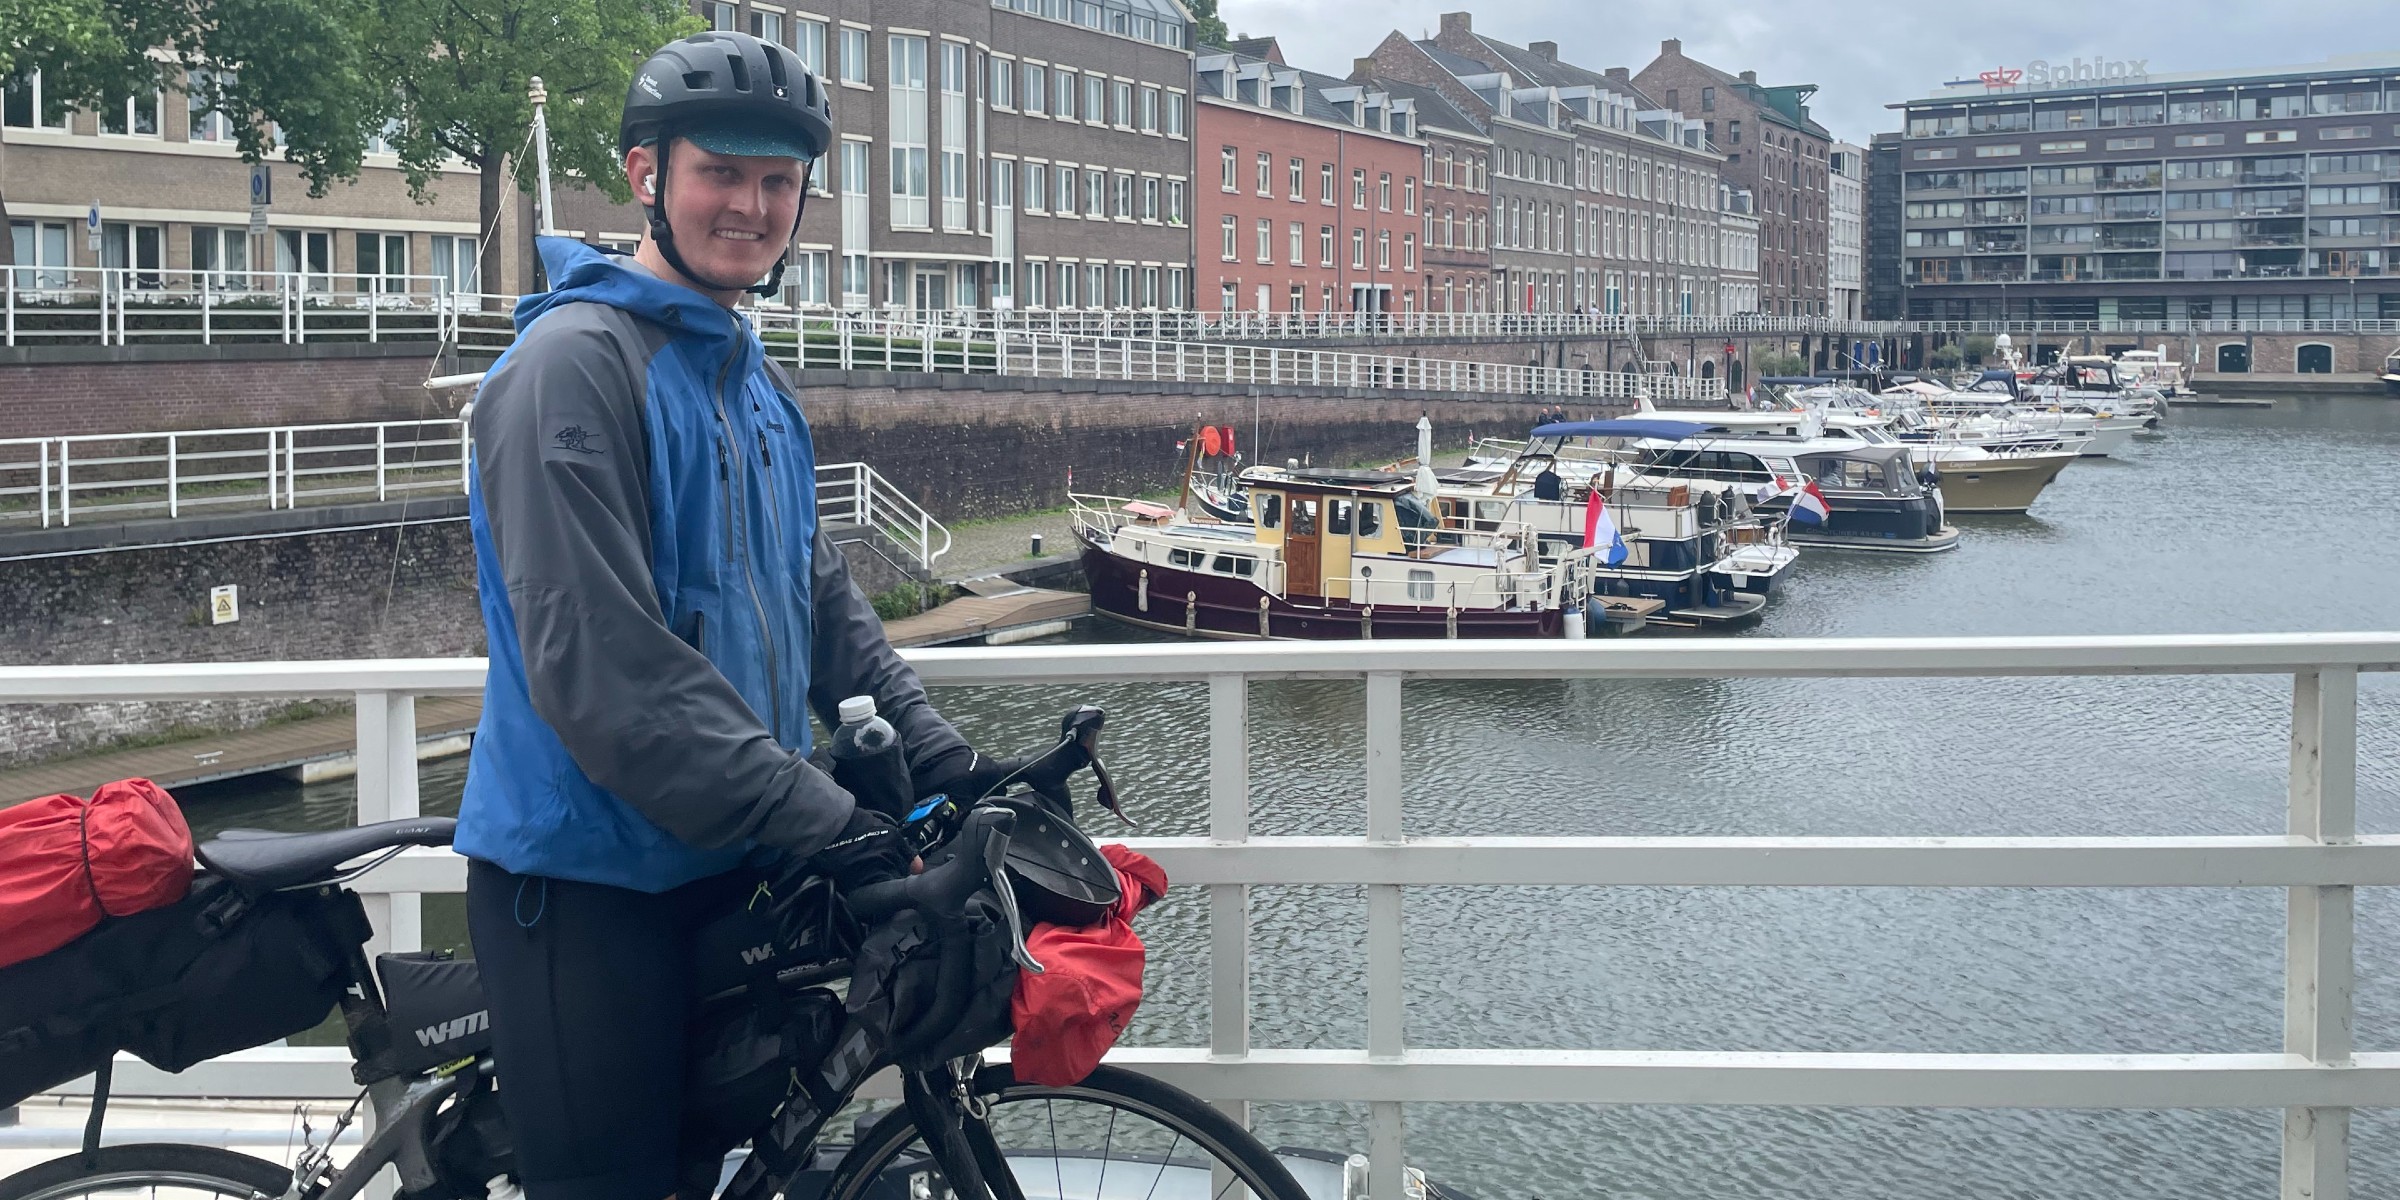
456, 237, 968, 893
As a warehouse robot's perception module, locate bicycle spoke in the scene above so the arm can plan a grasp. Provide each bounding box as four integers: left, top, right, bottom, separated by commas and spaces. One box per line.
1138, 1129, 1184, 1200
1094, 1106, 1118, 1200
1046, 1098, 1065, 1200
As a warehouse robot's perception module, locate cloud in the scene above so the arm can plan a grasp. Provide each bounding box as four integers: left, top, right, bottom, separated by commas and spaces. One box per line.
1219, 0, 2387, 142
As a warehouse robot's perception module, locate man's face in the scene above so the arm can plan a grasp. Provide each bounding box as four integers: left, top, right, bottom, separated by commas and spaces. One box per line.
628, 138, 809, 288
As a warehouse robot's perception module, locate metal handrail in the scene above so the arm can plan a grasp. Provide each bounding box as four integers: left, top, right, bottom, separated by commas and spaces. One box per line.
3, 633, 2395, 1200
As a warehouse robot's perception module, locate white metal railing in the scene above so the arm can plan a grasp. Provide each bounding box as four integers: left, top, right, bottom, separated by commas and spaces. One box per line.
757, 310, 1728, 402
814, 460, 951, 571
7, 633, 2397, 1199
0, 420, 469, 527
0, 266, 520, 349
0, 415, 950, 573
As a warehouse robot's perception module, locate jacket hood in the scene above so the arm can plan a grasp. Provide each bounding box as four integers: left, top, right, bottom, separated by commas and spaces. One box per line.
516, 236, 743, 343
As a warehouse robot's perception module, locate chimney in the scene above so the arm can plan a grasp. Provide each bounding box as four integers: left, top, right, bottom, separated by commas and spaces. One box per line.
1660, 38, 1681, 56
1604, 66, 1631, 85
1529, 40, 1558, 61
1740, 69, 1758, 84
1438, 11, 1471, 38
1353, 57, 1379, 82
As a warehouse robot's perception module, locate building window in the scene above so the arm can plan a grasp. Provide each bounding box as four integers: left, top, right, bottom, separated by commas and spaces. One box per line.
1025, 261, 1048, 307
1141, 176, 1160, 221
749, 10, 783, 45
1288, 156, 1303, 200
2246, 130, 2297, 144
838, 27, 869, 85
1023, 63, 1047, 115
1139, 85, 1159, 132
1402, 233, 1416, 271
1025, 162, 1048, 212
1351, 227, 1365, 268
1166, 179, 1185, 226
1084, 75, 1104, 123
1084, 168, 1105, 217
100, 89, 162, 136
1220, 146, 1236, 191
186, 69, 236, 141
938, 42, 969, 231
1288, 221, 1304, 265
838, 140, 870, 303
3, 71, 67, 130
1114, 172, 1133, 219
1403, 177, 1416, 214
1319, 225, 1333, 266
1056, 163, 1078, 212
1166, 266, 1185, 307
428, 234, 476, 297
795, 20, 827, 76
1974, 143, 2021, 157
1255, 218, 1271, 263
1320, 163, 1335, 203
785, 250, 830, 306
1378, 172, 1392, 211
1220, 215, 1237, 260
2320, 126, 2373, 141
192, 226, 254, 290
1056, 69, 1077, 119
709, 2, 735, 31
1112, 80, 1132, 127
887, 37, 930, 227
1353, 168, 1367, 209
1256, 151, 1271, 196
1164, 90, 1187, 137
2103, 136, 2153, 151
990, 56, 1014, 108
355, 232, 408, 294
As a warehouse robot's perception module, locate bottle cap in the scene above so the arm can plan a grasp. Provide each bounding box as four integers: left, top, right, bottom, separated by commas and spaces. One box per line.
837, 695, 877, 724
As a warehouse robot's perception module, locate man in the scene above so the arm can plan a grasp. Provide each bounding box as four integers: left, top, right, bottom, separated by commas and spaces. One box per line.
455, 32, 993, 1200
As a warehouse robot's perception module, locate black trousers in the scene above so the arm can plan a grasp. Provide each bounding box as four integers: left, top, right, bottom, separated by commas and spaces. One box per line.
464, 859, 739, 1200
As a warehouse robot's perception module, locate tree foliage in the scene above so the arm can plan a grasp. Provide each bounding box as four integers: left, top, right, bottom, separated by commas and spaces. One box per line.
1183, 0, 1229, 50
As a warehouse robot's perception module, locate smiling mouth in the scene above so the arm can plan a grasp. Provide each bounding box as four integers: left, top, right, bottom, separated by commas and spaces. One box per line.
713, 230, 765, 242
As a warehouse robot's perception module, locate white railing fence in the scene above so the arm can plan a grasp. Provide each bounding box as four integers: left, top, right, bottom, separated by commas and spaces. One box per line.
6, 633, 2396, 1199
0, 415, 951, 573
0, 266, 525, 349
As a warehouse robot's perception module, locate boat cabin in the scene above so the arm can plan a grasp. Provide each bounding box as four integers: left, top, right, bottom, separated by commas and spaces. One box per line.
1241, 468, 1439, 600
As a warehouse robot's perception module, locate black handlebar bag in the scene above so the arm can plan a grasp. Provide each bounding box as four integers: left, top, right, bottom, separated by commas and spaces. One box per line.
845, 888, 1020, 1072
0, 873, 372, 1107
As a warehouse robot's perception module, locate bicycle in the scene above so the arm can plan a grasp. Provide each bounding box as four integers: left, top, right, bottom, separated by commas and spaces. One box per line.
0, 709, 1311, 1200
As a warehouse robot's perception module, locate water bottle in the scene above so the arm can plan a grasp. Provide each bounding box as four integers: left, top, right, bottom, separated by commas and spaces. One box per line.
829, 695, 911, 821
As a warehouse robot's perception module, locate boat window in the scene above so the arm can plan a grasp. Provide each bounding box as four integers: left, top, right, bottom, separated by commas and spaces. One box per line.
1473, 500, 1509, 529
1168, 548, 1202, 568
1258, 492, 1283, 529
1329, 499, 1353, 535
1291, 498, 1318, 536
1358, 502, 1383, 537
1820, 459, 1889, 490
1211, 553, 1256, 577
1407, 568, 1436, 600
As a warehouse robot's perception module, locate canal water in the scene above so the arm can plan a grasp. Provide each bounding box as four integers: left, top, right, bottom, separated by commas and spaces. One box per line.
175, 397, 2400, 1199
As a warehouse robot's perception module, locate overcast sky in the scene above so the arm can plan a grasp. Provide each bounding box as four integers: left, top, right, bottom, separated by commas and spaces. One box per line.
1219, 0, 2382, 144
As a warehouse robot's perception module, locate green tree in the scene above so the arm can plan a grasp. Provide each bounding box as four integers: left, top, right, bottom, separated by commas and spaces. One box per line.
1184, 0, 1229, 49
2, 0, 375, 266
358, 0, 700, 295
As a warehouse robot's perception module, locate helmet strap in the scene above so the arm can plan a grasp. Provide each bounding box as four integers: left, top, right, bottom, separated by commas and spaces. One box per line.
641, 135, 812, 300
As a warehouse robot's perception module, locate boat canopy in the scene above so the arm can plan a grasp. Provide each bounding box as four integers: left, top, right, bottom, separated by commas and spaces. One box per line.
1758, 376, 1837, 385
1533, 418, 1714, 441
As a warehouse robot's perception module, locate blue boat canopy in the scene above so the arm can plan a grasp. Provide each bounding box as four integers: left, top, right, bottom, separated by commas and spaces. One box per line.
1758, 375, 1836, 385
1532, 418, 1714, 441
1976, 368, 2016, 383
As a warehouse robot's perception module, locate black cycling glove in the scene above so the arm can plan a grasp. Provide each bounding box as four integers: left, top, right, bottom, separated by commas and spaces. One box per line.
813, 805, 910, 895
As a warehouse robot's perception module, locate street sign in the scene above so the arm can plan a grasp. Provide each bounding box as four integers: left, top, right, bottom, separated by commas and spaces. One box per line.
248, 164, 272, 236
85, 203, 101, 253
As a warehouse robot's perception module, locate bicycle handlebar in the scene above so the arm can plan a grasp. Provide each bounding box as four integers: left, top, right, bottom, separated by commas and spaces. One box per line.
846, 806, 1014, 924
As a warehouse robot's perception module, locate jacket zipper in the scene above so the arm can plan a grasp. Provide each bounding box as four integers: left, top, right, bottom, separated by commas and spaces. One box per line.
714, 321, 783, 737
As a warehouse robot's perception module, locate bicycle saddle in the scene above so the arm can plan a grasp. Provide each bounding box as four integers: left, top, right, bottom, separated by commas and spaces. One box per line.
197, 817, 458, 896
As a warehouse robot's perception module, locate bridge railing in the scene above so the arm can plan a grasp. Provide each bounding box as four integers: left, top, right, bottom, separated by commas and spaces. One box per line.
5, 633, 2395, 1199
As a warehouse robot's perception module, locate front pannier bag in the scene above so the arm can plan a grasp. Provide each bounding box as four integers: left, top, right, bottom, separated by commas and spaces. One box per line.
0, 874, 372, 1108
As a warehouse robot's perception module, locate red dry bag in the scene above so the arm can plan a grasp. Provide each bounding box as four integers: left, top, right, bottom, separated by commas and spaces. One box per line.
1009, 844, 1168, 1087
0, 778, 195, 969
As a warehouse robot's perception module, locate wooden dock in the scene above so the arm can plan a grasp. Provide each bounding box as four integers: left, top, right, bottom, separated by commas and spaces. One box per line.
882, 586, 1090, 648
0, 696, 482, 807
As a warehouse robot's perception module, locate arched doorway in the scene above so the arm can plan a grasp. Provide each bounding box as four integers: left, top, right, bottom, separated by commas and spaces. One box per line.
1700, 359, 1717, 380
2296, 343, 2333, 374
2216, 343, 2250, 373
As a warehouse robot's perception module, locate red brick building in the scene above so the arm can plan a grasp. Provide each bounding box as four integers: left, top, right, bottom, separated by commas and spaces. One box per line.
1196, 40, 1429, 313
1365, 73, 1492, 313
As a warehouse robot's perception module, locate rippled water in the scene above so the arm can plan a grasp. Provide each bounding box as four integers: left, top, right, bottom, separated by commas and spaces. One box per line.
178, 398, 2400, 1200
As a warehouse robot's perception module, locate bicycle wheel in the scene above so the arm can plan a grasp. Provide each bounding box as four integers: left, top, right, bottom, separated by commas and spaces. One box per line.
819, 1064, 1310, 1200
0, 1144, 293, 1200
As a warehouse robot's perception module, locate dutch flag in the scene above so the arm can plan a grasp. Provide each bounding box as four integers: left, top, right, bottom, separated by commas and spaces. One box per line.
1584, 491, 1629, 565
1782, 479, 1832, 526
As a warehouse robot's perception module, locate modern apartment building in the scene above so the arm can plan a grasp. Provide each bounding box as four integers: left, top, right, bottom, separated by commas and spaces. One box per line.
1193, 40, 1428, 314
554, 0, 1197, 310
1635, 40, 1832, 316
1865, 131, 1905, 320
1365, 12, 1735, 316
5, 70, 505, 295
1828, 141, 1865, 319
1891, 52, 2400, 328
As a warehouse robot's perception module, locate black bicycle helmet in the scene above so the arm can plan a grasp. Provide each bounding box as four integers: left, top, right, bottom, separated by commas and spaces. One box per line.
620, 31, 834, 295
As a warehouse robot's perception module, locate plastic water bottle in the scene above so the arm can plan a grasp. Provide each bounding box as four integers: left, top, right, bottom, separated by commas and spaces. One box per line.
830, 695, 911, 821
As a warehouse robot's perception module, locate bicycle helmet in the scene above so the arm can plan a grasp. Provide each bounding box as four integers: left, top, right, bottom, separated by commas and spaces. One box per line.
619, 31, 834, 295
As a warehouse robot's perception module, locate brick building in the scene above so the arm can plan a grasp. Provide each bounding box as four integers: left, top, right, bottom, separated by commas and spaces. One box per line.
5, 72, 509, 295
553, 0, 1198, 311
1634, 39, 1832, 316
1366, 75, 1492, 313
1194, 39, 1427, 314
1365, 13, 1734, 316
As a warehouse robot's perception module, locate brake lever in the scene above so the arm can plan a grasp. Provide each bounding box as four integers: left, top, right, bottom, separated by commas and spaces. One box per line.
1062, 706, 1136, 829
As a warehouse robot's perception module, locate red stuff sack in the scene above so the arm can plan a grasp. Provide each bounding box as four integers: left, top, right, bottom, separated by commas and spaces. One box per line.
0, 778, 194, 969
1009, 844, 1168, 1087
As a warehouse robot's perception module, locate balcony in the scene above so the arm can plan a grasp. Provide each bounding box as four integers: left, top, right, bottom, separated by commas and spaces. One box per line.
2099, 209, 2165, 222
2238, 232, 2304, 248
1969, 240, 2028, 255
1967, 210, 2028, 226
2241, 170, 2306, 186
2099, 177, 2164, 192
2241, 203, 2306, 217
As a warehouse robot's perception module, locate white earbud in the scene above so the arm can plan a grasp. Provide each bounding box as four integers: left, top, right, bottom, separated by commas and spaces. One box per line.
643, 173, 657, 200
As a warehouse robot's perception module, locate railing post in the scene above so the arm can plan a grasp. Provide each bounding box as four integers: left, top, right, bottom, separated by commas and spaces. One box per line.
354, 690, 424, 959
2284, 666, 2359, 1200
1364, 670, 1407, 1200
166, 434, 179, 518
38, 440, 52, 528
57, 440, 72, 527
1207, 673, 1252, 1137
376, 425, 389, 502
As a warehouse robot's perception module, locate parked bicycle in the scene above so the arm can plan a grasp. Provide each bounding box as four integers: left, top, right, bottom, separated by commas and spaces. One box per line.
0, 708, 1309, 1200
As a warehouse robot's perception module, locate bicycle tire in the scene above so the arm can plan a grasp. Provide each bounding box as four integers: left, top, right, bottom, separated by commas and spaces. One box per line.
819, 1064, 1310, 1200
0, 1143, 293, 1200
